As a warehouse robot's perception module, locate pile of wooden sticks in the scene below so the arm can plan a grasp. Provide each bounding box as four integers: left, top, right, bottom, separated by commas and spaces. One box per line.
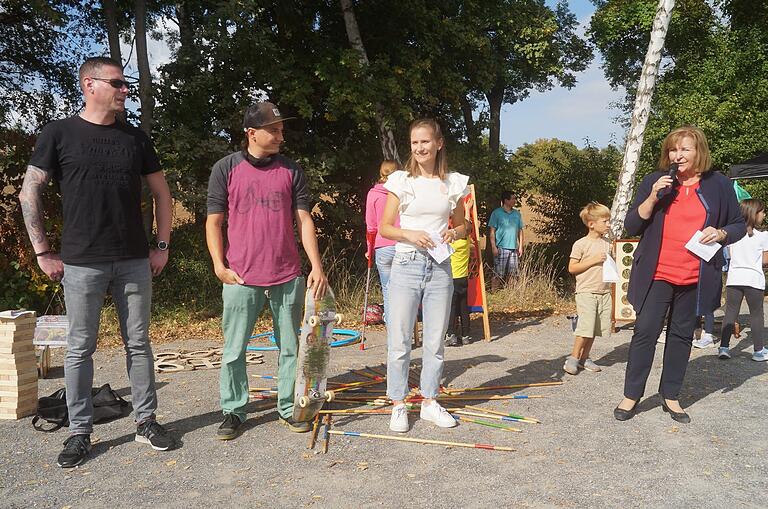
249, 366, 562, 453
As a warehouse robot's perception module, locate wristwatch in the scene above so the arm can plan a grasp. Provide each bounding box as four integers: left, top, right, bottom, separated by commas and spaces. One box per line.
157, 240, 169, 251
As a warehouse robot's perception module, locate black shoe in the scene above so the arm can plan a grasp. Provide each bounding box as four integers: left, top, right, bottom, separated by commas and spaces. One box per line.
613, 402, 637, 421
461, 335, 471, 346
279, 416, 311, 433
217, 414, 243, 440
57, 434, 91, 468
136, 420, 175, 450
661, 399, 691, 424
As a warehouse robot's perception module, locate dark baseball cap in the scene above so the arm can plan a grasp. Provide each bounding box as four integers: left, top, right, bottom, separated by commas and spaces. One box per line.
242, 101, 295, 130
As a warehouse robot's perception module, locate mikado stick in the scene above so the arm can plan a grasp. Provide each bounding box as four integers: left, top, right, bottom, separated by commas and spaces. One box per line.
328, 430, 515, 452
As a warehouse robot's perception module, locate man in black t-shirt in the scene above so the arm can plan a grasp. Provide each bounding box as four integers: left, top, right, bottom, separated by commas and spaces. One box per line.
19, 57, 175, 468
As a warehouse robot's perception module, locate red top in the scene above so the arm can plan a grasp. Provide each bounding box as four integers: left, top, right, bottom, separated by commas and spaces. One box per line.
654, 182, 706, 285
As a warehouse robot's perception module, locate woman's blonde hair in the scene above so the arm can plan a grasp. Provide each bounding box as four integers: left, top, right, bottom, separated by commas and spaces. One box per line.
378, 160, 399, 183
740, 198, 765, 236
404, 118, 448, 179
658, 126, 712, 174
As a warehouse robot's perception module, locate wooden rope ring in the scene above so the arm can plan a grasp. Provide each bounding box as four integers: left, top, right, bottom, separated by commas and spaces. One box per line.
155, 362, 185, 373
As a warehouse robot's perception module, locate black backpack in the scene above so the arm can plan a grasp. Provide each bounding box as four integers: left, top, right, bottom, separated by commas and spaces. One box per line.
32, 384, 132, 432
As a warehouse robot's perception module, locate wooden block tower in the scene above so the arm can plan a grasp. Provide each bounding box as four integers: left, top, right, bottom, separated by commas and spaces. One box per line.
0, 311, 39, 419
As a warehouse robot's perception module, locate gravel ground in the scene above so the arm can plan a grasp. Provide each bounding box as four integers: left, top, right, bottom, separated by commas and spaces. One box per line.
1, 312, 767, 509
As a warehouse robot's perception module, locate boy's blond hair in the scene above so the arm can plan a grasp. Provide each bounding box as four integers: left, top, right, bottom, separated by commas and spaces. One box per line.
579, 202, 610, 227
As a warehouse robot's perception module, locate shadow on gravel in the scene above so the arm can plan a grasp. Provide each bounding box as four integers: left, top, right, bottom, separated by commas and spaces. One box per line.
682, 331, 768, 408
486, 312, 547, 339
470, 355, 566, 396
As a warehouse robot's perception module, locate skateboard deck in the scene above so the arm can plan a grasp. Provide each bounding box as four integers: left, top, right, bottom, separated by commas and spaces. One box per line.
293, 287, 341, 422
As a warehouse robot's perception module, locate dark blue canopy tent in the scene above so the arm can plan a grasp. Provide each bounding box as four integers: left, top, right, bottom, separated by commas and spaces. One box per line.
729, 152, 768, 180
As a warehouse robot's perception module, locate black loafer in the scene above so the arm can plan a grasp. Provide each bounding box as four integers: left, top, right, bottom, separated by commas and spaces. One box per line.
613, 402, 637, 421
661, 399, 691, 424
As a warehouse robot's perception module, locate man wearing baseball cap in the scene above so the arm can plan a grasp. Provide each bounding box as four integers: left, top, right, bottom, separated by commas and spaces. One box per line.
206, 101, 328, 439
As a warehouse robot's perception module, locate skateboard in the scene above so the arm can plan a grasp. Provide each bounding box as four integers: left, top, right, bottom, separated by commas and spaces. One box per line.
292, 286, 343, 422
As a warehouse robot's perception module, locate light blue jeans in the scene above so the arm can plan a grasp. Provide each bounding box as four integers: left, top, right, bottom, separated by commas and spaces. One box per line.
386, 250, 453, 401
63, 258, 156, 435
375, 245, 396, 319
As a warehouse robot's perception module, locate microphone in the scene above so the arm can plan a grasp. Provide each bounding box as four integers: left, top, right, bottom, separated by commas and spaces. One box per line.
656, 163, 679, 199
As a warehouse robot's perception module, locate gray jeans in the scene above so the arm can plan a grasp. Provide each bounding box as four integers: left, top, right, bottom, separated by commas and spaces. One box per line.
63, 258, 157, 434
720, 285, 765, 352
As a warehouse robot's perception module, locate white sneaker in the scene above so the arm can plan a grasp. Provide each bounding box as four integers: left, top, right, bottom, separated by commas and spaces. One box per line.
389, 404, 409, 433
419, 401, 457, 428
693, 333, 716, 349
752, 348, 768, 362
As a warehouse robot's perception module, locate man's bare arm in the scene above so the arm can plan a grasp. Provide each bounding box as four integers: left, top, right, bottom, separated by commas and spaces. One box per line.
19, 165, 63, 280
19, 165, 51, 251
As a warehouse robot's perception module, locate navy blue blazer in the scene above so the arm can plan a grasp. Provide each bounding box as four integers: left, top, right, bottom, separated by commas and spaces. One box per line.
625, 170, 746, 315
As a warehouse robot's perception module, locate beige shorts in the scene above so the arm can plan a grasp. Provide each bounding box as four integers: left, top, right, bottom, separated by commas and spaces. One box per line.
574, 292, 612, 338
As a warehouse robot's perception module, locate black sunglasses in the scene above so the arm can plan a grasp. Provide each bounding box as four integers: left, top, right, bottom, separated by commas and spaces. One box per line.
90, 77, 132, 89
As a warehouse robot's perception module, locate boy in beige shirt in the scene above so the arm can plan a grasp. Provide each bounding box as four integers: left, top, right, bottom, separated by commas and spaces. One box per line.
564, 202, 612, 375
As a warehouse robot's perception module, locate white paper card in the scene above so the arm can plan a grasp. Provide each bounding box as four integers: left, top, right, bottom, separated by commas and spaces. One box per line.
685, 230, 722, 262
426, 231, 454, 264
602, 254, 620, 283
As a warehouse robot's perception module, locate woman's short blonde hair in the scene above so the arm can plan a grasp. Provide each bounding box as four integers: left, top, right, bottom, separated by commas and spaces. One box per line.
658, 126, 712, 174
378, 160, 399, 183
579, 202, 610, 226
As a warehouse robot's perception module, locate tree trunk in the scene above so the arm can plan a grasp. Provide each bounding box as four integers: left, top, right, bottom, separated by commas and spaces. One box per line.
339, 0, 400, 164
103, 0, 122, 64
135, 0, 154, 135
461, 96, 479, 147
486, 84, 504, 155
135, 0, 155, 239
609, 0, 675, 239
102, 0, 126, 123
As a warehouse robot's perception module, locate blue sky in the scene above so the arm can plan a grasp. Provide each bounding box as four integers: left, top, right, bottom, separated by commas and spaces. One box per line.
499, 0, 626, 152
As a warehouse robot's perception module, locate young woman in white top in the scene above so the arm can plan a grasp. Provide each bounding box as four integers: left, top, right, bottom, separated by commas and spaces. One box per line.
380, 118, 469, 432
718, 199, 768, 361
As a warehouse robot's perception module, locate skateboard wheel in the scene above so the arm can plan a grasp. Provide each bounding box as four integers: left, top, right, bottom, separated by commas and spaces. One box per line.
335, 314, 343, 325
325, 391, 335, 402
298, 396, 310, 408
309, 316, 319, 327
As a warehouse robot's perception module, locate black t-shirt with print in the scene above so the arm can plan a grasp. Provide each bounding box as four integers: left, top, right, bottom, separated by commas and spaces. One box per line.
29, 115, 161, 263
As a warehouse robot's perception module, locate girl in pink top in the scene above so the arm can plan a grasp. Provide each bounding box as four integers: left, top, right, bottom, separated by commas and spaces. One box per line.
365, 160, 400, 316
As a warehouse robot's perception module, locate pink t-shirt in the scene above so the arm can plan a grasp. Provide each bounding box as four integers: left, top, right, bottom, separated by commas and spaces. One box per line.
207, 152, 309, 286
365, 183, 398, 251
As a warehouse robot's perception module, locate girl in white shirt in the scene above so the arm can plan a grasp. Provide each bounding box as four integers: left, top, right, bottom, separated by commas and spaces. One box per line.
719, 199, 768, 361
380, 118, 469, 432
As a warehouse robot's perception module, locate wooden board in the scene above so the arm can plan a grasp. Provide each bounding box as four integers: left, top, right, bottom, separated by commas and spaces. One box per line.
0, 381, 38, 396
0, 341, 35, 354
0, 371, 38, 384
612, 239, 639, 326
0, 404, 37, 420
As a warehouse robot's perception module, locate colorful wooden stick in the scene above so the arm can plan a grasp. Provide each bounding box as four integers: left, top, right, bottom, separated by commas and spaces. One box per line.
251, 374, 278, 380
308, 414, 321, 450
322, 414, 332, 454
454, 415, 522, 432
442, 381, 562, 393
328, 430, 515, 451
451, 410, 532, 426
464, 405, 541, 423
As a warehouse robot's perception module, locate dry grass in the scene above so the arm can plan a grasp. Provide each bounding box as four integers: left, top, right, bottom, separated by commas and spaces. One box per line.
95, 245, 572, 346
486, 247, 571, 316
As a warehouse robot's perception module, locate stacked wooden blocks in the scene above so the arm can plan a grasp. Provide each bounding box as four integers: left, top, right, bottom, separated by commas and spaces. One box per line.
0, 312, 38, 419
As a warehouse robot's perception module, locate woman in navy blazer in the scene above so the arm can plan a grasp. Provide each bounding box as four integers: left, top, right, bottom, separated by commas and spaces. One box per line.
614, 126, 745, 423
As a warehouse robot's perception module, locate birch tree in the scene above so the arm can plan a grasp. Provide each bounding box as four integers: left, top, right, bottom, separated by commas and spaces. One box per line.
609, 0, 675, 238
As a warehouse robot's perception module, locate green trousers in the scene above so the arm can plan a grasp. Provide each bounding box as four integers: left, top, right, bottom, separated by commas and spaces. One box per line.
220, 277, 304, 421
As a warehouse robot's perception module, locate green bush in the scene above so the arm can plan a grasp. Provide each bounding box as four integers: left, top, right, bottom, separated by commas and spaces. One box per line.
151, 222, 222, 319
